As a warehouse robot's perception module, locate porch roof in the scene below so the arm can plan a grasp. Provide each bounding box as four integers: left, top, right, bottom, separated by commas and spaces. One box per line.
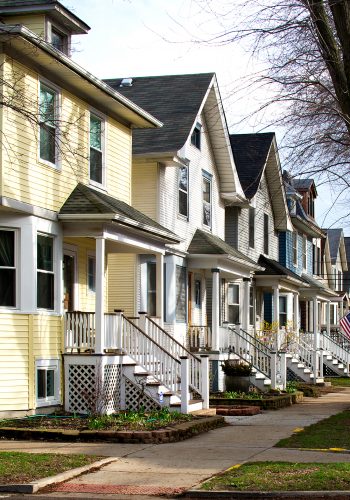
58, 183, 180, 244
187, 229, 261, 269
300, 273, 337, 297
255, 255, 307, 285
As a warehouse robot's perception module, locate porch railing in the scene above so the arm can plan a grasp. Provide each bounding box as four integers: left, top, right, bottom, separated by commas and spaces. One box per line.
320, 330, 350, 369
226, 324, 272, 378
65, 311, 96, 352
288, 337, 314, 372
187, 325, 212, 351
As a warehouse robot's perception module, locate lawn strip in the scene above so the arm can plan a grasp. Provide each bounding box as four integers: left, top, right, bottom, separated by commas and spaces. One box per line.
325, 378, 350, 387
275, 409, 350, 449
200, 462, 350, 491
0, 452, 104, 485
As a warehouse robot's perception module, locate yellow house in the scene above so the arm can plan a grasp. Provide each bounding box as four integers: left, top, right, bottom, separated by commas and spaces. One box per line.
0, 1, 183, 416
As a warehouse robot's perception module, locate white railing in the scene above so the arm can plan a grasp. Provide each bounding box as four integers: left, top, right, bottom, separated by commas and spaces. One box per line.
288, 338, 314, 371
321, 331, 350, 369
65, 311, 96, 352
187, 325, 212, 351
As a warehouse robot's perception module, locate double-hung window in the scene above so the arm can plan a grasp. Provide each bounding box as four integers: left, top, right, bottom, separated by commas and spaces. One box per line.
37, 234, 54, 310
0, 229, 16, 307
39, 83, 58, 166
202, 172, 212, 228
279, 296, 287, 327
191, 123, 201, 149
228, 283, 240, 324
90, 113, 104, 185
178, 165, 188, 218
302, 236, 307, 270
147, 262, 156, 317
87, 255, 96, 293
176, 265, 187, 322
249, 207, 255, 248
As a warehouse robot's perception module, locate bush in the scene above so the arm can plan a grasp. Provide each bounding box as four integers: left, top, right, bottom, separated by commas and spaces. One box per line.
221, 360, 252, 376
295, 383, 321, 398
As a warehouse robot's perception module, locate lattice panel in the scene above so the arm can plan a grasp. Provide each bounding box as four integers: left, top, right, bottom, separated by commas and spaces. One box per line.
124, 377, 160, 412
103, 364, 121, 413
68, 364, 96, 414
286, 367, 304, 382
323, 364, 339, 377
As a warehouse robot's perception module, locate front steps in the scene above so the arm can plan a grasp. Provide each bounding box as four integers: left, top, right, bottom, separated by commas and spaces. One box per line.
286, 354, 323, 384
251, 367, 271, 391
322, 352, 349, 377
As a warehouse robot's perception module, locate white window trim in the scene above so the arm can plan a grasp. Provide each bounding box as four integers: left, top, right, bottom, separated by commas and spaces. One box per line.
202, 171, 212, 229
178, 165, 189, 220
302, 236, 307, 271
89, 109, 107, 189
38, 78, 61, 170
293, 232, 298, 266
63, 246, 78, 310
0, 227, 18, 310
227, 282, 240, 325
46, 19, 71, 55
87, 251, 96, 295
35, 358, 60, 407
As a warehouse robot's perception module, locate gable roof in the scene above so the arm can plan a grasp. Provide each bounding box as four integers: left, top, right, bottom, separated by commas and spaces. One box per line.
345, 237, 350, 263
255, 255, 307, 285
229, 133, 275, 199
291, 199, 324, 238
59, 183, 179, 244
104, 73, 245, 202
187, 229, 259, 268
324, 228, 347, 270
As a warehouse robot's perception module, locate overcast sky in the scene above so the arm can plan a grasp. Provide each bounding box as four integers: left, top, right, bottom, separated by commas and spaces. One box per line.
63, 0, 349, 234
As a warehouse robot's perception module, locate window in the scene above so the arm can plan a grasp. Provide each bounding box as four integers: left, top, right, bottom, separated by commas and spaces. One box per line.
0, 229, 16, 307
51, 28, 68, 54
37, 234, 54, 310
292, 232, 298, 266
87, 255, 96, 293
338, 270, 342, 291
249, 286, 254, 326
90, 113, 104, 185
279, 296, 287, 327
302, 236, 307, 270
147, 262, 156, 317
228, 283, 240, 324
249, 207, 255, 248
330, 303, 337, 324
191, 123, 201, 149
202, 173, 211, 227
178, 165, 188, 217
39, 83, 58, 165
176, 265, 187, 322
195, 279, 201, 308
36, 359, 59, 406
264, 213, 269, 255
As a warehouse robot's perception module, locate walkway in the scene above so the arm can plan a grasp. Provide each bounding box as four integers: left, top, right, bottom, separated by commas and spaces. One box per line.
1, 389, 350, 499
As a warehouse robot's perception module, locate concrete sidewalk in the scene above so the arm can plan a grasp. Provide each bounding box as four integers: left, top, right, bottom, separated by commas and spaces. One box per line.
1, 389, 350, 498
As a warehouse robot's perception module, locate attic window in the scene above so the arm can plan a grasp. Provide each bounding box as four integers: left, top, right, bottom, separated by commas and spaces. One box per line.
51, 28, 68, 54
191, 123, 201, 149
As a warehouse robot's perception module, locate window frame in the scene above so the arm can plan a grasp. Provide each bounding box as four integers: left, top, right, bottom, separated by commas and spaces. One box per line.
0, 228, 17, 309
178, 165, 189, 219
87, 253, 96, 294
38, 80, 60, 169
279, 295, 287, 327
249, 207, 255, 249
89, 110, 106, 188
202, 171, 212, 229
227, 283, 240, 325
46, 20, 71, 55
190, 122, 201, 149
263, 213, 269, 255
35, 359, 60, 407
37, 233, 55, 311
302, 235, 307, 270
292, 231, 298, 266
147, 261, 156, 317
175, 265, 187, 323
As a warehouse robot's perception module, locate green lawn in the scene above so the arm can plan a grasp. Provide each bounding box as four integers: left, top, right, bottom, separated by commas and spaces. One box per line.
201, 462, 350, 491
275, 410, 350, 450
325, 377, 350, 387
0, 452, 103, 484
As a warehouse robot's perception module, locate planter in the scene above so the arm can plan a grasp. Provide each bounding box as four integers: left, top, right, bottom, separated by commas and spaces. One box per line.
224, 375, 252, 392
210, 394, 294, 410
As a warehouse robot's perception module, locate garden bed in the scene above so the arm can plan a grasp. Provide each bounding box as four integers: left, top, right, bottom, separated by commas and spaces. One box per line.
215, 405, 261, 416
210, 391, 303, 410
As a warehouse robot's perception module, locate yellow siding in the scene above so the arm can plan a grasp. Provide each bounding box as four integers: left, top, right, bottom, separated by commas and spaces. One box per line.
0, 314, 30, 411
4, 14, 46, 37
107, 117, 132, 203
108, 254, 136, 316
1, 58, 132, 210
132, 160, 158, 220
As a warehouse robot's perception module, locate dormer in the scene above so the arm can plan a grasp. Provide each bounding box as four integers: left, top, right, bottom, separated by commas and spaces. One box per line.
293, 178, 317, 219
282, 170, 302, 216
0, 0, 90, 57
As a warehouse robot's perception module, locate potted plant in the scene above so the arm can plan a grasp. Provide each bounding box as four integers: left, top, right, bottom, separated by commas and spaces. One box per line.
221, 359, 253, 392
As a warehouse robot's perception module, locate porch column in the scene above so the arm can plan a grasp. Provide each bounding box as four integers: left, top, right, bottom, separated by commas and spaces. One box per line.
326, 301, 331, 335
313, 296, 319, 382
156, 253, 164, 326
211, 268, 220, 351
272, 285, 280, 351
242, 278, 250, 332
95, 237, 105, 354
293, 293, 299, 339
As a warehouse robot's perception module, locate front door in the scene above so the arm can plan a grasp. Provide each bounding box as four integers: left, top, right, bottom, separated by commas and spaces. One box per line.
63, 253, 75, 311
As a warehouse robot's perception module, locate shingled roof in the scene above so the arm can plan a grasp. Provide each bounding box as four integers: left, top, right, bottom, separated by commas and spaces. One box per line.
59, 183, 179, 243
325, 228, 343, 264
104, 73, 214, 156
229, 133, 275, 199
187, 229, 258, 267
255, 255, 307, 285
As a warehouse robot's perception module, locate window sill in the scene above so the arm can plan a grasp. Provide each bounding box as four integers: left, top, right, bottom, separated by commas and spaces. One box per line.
89, 180, 107, 192
38, 158, 61, 171
36, 399, 61, 408
177, 213, 189, 222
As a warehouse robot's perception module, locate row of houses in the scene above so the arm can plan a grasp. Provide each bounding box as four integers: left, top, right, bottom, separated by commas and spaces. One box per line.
0, 0, 349, 416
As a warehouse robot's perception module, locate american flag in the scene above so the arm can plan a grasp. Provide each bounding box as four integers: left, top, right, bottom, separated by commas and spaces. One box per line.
340, 311, 350, 339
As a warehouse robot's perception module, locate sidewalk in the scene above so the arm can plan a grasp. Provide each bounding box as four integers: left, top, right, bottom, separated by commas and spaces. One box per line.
1, 389, 350, 498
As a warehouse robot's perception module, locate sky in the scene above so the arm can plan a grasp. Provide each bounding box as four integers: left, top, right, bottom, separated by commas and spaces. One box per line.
63, 0, 349, 235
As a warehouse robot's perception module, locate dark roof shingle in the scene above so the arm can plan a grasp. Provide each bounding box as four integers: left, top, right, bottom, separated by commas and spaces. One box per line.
255, 255, 307, 284
104, 73, 214, 155
325, 228, 343, 263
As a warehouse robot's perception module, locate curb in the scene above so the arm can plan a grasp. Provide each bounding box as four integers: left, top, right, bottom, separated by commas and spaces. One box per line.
183, 490, 350, 499
0, 415, 225, 444
0, 456, 117, 494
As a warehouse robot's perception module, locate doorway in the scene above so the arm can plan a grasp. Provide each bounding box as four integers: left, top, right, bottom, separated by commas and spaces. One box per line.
63, 252, 76, 311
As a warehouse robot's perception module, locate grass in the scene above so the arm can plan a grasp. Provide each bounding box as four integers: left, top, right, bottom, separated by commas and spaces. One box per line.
0, 452, 103, 484
325, 377, 350, 387
200, 462, 350, 491
275, 410, 350, 450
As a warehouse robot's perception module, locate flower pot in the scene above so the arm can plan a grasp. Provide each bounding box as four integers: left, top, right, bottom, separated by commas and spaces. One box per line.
224, 375, 252, 393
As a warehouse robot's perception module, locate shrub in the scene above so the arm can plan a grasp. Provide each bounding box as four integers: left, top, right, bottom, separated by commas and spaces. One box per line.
221, 359, 253, 376
295, 383, 321, 398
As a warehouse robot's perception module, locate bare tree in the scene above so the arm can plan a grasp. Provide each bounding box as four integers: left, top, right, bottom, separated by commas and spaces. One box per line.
191, 1, 350, 209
